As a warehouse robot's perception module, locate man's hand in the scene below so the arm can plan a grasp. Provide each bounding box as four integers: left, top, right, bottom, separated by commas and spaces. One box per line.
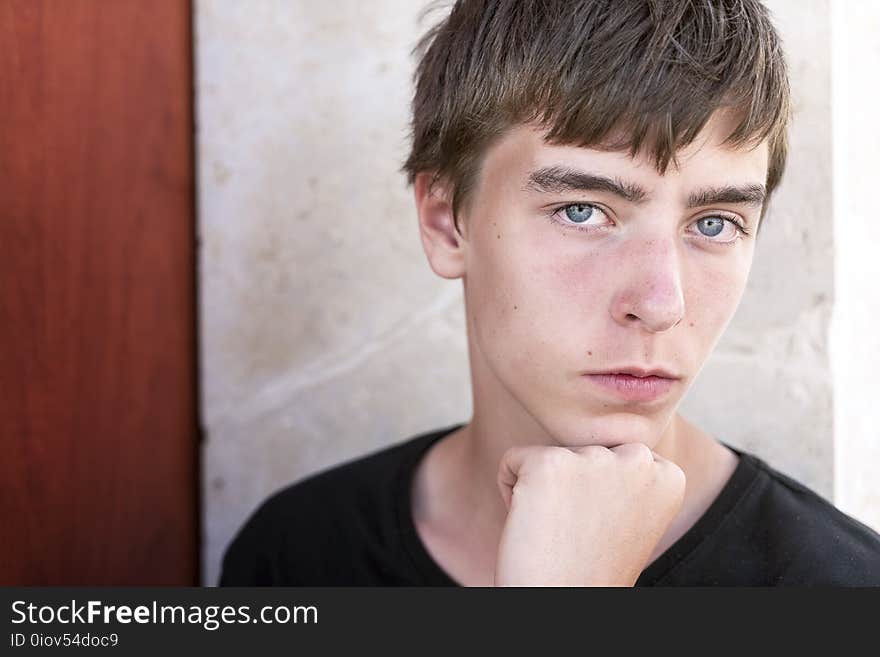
493, 442, 686, 586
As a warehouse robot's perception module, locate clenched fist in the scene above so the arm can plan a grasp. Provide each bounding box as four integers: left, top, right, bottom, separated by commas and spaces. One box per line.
494, 442, 686, 586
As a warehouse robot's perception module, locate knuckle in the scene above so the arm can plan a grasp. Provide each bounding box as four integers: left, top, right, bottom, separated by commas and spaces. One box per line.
533, 446, 572, 472
501, 445, 525, 464
575, 444, 612, 461
633, 442, 654, 461
614, 441, 654, 463
667, 461, 687, 486
658, 460, 687, 489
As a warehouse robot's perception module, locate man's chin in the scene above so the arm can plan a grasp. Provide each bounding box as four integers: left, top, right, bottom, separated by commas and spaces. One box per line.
542, 409, 672, 450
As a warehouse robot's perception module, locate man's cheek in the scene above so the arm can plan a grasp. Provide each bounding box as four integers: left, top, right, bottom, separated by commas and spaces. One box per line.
686, 275, 744, 343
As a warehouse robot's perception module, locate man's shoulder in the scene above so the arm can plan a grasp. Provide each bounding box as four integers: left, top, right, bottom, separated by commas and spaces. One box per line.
229, 434, 416, 541
249, 423, 455, 520
744, 454, 880, 585
257, 438, 413, 514
218, 424, 457, 585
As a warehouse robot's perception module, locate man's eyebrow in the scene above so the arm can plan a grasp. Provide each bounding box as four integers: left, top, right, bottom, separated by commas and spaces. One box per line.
524, 166, 647, 203
525, 166, 766, 210
687, 184, 766, 209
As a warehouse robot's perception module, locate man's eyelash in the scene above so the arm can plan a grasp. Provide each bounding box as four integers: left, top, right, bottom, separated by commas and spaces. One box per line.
721, 215, 751, 237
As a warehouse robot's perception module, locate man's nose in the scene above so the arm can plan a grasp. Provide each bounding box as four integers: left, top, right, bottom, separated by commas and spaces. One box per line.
610, 238, 685, 333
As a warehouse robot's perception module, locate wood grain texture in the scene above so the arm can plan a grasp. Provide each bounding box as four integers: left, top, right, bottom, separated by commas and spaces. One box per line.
0, 0, 197, 584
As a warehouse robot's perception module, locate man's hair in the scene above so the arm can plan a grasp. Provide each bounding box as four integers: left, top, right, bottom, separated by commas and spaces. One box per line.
402, 0, 791, 235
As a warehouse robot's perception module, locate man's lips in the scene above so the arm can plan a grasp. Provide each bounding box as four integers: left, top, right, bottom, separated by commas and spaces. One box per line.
584, 365, 681, 379
582, 372, 679, 402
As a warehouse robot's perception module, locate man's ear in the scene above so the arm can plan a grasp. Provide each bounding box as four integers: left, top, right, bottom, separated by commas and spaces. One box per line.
413, 172, 466, 280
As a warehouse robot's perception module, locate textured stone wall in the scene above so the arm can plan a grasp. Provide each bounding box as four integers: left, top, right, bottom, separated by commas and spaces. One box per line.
196, 0, 874, 586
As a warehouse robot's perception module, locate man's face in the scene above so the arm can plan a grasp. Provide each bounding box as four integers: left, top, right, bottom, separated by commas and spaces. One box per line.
457, 114, 768, 448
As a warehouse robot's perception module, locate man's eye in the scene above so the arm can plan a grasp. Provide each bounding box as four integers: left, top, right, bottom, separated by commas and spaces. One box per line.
693, 215, 749, 243
563, 204, 598, 223
546, 203, 612, 233
696, 216, 725, 237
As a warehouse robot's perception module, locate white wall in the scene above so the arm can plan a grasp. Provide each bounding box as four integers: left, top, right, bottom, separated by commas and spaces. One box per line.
831, 0, 880, 533
195, 0, 878, 586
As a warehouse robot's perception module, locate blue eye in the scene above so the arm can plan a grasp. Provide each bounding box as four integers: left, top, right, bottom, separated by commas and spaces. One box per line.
564, 204, 596, 223
549, 204, 750, 245
696, 216, 725, 237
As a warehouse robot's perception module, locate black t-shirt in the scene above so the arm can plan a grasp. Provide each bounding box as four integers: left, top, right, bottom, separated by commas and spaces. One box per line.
219, 423, 880, 586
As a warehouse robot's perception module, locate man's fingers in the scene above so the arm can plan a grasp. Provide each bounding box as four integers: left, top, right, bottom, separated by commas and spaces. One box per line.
496, 445, 546, 510
496, 446, 524, 510
496, 441, 683, 511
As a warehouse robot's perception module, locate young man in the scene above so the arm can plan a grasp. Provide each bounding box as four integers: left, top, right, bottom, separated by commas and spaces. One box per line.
220, 0, 880, 586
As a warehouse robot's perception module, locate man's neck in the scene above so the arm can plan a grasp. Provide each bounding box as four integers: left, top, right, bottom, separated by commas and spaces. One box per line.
458, 407, 687, 523
411, 410, 737, 585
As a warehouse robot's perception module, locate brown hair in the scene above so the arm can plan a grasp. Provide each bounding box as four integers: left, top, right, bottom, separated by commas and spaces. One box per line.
402, 0, 791, 235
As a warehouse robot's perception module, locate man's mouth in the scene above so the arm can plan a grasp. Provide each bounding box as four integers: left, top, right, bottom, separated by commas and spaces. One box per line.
581, 372, 679, 402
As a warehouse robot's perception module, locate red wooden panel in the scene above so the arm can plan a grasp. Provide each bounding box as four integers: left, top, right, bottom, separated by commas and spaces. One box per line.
0, 0, 197, 584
